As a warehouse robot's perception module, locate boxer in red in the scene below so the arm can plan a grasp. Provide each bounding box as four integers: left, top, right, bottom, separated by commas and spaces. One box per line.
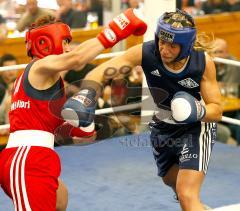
0, 9, 147, 211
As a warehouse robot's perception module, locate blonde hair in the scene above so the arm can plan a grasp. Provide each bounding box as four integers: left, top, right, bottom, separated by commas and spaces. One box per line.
163, 11, 215, 54
194, 32, 215, 55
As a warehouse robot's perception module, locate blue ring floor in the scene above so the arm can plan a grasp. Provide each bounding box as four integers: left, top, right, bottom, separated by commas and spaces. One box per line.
0, 133, 240, 211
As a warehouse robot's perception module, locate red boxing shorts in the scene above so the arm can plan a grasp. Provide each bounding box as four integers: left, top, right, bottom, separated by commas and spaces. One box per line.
0, 130, 61, 211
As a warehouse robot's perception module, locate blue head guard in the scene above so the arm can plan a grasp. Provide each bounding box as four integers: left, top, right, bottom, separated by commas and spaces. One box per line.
155, 10, 196, 62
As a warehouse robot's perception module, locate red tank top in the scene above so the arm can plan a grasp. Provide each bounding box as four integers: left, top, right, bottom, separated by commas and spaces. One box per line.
9, 63, 66, 134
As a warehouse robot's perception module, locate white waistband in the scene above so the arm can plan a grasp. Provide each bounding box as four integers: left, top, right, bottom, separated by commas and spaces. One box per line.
6, 130, 55, 149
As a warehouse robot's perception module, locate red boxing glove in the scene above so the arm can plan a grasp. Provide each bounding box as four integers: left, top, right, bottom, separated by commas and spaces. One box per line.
70, 122, 95, 137
97, 8, 147, 48
56, 122, 95, 138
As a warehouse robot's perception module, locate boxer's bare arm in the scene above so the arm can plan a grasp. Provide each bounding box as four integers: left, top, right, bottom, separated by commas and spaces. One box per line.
60, 44, 143, 128
28, 38, 104, 90
85, 44, 143, 84
28, 8, 147, 90
35, 38, 104, 74
200, 54, 223, 122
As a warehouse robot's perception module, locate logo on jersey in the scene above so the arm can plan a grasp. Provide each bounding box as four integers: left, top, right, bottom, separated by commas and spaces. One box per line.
151, 69, 161, 77
10, 100, 31, 111
178, 78, 199, 88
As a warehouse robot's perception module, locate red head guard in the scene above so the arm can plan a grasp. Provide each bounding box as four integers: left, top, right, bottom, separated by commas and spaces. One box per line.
26, 23, 72, 58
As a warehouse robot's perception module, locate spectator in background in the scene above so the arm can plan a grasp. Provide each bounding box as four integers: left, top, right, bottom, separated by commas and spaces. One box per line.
0, 54, 18, 128
227, 0, 240, 11
56, 0, 87, 28
210, 38, 240, 144
0, 14, 7, 41
16, 0, 54, 32
84, 0, 104, 26
72, 0, 103, 27
127, 0, 144, 14
211, 38, 240, 83
0, 0, 17, 18
0, 54, 18, 102
178, 0, 204, 16
75, 0, 89, 11
202, 0, 229, 14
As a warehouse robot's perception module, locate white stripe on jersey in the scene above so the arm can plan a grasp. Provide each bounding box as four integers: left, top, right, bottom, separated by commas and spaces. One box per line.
13, 73, 23, 96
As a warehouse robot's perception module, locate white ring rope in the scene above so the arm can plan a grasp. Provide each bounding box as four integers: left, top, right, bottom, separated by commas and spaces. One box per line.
213, 57, 240, 67
221, 116, 240, 126
0, 64, 27, 72
0, 52, 239, 132
0, 52, 125, 72
0, 102, 239, 131
0, 53, 239, 72
95, 102, 141, 115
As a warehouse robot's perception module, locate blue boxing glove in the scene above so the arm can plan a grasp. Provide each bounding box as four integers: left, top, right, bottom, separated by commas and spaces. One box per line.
171, 91, 206, 124
61, 88, 97, 127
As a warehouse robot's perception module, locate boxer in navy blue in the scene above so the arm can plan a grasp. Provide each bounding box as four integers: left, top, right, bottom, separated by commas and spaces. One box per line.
82, 9, 222, 211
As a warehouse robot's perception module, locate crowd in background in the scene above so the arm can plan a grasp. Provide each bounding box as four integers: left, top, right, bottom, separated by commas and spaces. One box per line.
0, 0, 105, 39
0, 0, 239, 144
0, 0, 240, 39
177, 0, 240, 15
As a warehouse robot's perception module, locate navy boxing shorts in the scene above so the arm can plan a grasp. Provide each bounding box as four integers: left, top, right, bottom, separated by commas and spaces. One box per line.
149, 120, 217, 177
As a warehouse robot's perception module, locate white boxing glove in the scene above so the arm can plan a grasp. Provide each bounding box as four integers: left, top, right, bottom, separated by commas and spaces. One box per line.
171, 91, 206, 123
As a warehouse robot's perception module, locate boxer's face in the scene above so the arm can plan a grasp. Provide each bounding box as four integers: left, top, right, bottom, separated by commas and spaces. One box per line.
158, 39, 181, 64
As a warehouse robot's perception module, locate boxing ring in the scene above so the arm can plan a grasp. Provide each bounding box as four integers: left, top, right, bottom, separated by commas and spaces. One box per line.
0, 133, 240, 210
0, 52, 240, 210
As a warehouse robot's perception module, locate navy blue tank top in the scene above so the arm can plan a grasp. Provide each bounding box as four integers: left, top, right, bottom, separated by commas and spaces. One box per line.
141, 40, 206, 123
142, 40, 205, 108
